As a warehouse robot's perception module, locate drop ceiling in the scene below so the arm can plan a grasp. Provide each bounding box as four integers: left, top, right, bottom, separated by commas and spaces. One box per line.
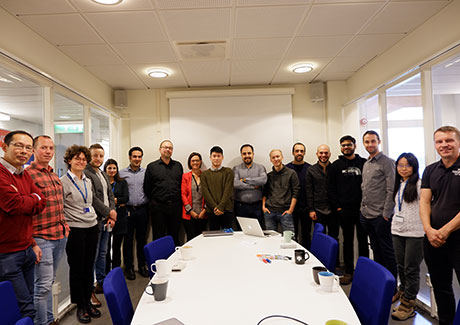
0, 0, 452, 90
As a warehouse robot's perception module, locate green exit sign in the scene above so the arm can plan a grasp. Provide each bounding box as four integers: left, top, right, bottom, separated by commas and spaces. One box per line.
54, 124, 84, 134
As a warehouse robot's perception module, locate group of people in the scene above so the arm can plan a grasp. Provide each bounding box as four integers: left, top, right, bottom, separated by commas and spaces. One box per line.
0, 125, 459, 325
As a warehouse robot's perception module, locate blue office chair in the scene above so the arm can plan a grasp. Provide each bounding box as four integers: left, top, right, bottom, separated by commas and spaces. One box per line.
349, 257, 396, 325
144, 235, 176, 278
0, 281, 34, 325
313, 222, 325, 234
310, 231, 338, 272
454, 299, 460, 325
103, 267, 134, 325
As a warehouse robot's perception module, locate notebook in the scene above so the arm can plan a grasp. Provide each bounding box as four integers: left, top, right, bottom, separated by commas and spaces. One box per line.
236, 217, 278, 238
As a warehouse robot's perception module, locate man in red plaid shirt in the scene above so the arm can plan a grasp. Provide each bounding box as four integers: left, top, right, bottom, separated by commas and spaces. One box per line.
26, 135, 69, 325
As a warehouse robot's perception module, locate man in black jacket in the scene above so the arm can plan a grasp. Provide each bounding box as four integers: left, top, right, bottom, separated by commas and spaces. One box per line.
328, 135, 369, 285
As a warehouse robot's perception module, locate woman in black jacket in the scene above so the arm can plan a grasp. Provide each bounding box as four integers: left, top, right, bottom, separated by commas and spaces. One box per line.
104, 159, 129, 270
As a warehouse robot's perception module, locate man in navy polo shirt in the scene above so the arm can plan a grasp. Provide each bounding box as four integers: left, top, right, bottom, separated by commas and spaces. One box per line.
420, 125, 460, 325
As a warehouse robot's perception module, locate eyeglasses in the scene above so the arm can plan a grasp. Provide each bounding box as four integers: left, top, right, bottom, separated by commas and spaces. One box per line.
161, 146, 173, 150
72, 157, 87, 162
10, 142, 33, 152
397, 164, 412, 169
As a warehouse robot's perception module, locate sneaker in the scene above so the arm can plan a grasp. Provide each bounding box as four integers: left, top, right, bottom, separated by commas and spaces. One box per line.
391, 297, 416, 321
340, 273, 353, 285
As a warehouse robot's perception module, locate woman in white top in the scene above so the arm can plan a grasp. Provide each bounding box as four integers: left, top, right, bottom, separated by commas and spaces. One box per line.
391, 152, 424, 321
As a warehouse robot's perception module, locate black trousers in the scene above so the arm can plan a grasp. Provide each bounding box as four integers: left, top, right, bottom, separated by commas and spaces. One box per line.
66, 225, 99, 308
339, 209, 369, 274
293, 207, 312, 249
208, 211, 233, 230
123, 205, 148, 270
315, 211, 340, 242
150, 201, 183, 246
424, 236, 460, 325
183, 217, 208, 241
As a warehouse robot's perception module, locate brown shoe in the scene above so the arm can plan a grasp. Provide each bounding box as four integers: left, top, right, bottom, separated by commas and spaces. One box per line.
340, 273, 353, 285
392, 290, 403, 303
94, 283, 103, 294
391, 296, 416, 321
90, 291, 102, 308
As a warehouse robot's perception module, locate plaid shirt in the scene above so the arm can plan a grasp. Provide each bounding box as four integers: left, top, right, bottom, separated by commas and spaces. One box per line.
26, 162, 69, 240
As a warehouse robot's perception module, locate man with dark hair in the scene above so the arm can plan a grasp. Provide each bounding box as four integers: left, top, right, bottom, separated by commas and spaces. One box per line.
0, 130, 46, 319
420, 126, 460, 324
328, 135, 369, 285
120, 146, 149, 280
263, 149, 300, 232
360, 130, 397, 295
144, 140, 183, 245
202, 146, 234, 230
84, 144, 116, 305
26, 135, 69, 325
233, 144, 267, 227
286, 142, 311, 247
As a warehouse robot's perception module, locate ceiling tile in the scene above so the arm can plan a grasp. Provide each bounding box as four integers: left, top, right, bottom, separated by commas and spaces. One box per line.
58, 44, 123, 66
131, 63, 188, 88
236, 6, 308, 38
315, 70, 354, 82
237, 0, 309, 5
314, 0, 383, 3
0, 0, 76, 15
85, 64, 146, 89
155, 0, 232, 9
339, 34, 405, 61
70, 0, 154, 12
161, 8, 231, 42
181, 61, 230, 87
232, 38, 291, 59
19, 14, 104, 45
112, 42, 177, 63
363, 1, 449, 34
324, 56, 367, 73
272, 58, 331, 84
84, 11, 167, 43
287, 35, 352, 58
231, 59, 279, 85
298, 3, 383, 36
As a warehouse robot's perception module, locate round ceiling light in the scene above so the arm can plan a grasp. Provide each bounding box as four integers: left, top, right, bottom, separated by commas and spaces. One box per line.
92, 0, 123, 5
291, 64, 314, 74
147, 69, 169, 79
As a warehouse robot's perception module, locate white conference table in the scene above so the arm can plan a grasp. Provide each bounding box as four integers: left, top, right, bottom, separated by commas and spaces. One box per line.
131, 232, 360, 325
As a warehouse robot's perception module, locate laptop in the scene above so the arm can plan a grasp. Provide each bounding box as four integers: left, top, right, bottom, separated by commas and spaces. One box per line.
236, 217, 278, 238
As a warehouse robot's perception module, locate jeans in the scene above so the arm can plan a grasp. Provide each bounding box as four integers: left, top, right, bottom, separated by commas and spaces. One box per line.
264, 211, 295, 232
124, 205, 149, 270
360, 215, 398, 283
292, 207, 311, 248
33, 237, 67, 325
94, 227, 110, 285
424, 235, 460, 325
234, 201, 264, 229
0, 246, 36, 319
392, 235, 423, 300
339, 209, 369, 274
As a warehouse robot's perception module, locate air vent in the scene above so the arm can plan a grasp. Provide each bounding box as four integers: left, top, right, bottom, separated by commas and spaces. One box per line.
175, 41, 227, 61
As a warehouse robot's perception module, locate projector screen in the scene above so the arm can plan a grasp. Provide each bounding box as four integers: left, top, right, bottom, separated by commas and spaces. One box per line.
169, 92, 294, 171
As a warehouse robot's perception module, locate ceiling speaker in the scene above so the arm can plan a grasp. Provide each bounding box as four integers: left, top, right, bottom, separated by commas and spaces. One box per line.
114, 90, 127, 109
310, 82, 325, 102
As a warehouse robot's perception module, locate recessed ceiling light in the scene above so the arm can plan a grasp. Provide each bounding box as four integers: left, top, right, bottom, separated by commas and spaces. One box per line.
147, 69, 169, 79
0, 77, 12, 83
291, 64, 314, 74
91, 0, 123, 5
0, 112, 11, 121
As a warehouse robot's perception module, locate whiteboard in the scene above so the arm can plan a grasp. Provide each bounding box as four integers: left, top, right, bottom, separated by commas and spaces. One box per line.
169, 94, 294, 171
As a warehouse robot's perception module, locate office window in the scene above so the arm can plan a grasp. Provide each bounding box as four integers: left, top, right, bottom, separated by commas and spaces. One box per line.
0, 66, 43, 151
386, 74, 425, 170
359, 95, 380, 136
90, 108, 110, 161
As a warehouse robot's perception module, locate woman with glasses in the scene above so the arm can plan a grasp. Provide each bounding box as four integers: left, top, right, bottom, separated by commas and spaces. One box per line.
61, 145, 100, 323
181, 152, 207, 240
391, 152, 424, 321
103, 159, 128, 270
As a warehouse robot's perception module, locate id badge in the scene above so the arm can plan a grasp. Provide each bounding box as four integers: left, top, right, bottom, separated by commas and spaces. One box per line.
394, 214, 404, 223
83, 206, 90, 214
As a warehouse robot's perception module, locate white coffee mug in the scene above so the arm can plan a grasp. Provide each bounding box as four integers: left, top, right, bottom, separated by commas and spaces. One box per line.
318, 271, 340, 292
176, 245, 193, 260
150, 259, 171, 277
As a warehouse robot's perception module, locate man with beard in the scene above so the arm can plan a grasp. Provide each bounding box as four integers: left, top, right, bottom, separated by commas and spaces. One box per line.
233, 144, 267, 228
328, 135, 369, 285
306, 144, 338, 242
286, 143, 311, 248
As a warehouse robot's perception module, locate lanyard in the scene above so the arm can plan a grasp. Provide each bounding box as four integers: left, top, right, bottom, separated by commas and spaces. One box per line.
192, 174, 200, 193
67, 173, 88, 203
111, 181, 116, 193
397, 181, 407, 212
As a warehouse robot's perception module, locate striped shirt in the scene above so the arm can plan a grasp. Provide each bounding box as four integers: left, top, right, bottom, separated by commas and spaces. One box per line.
26, 162, 69, 240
